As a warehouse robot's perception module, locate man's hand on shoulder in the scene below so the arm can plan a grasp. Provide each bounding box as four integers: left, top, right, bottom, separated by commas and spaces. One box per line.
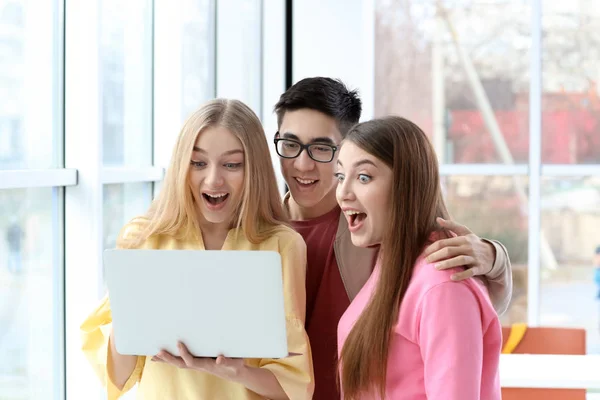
423, 217, 496, 281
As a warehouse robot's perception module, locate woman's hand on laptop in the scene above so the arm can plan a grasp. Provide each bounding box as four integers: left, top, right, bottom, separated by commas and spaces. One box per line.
152, 342, 246, 381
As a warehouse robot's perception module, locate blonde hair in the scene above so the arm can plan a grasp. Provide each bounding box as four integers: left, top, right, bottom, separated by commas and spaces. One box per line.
118, 99, 288, 248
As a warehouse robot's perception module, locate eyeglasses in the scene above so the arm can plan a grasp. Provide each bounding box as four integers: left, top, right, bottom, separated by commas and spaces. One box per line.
273, 133, 338, 163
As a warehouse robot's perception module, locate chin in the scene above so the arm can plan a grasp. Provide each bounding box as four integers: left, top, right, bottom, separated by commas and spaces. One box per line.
204, 216, 230, 224
350, 235, 372, 248
293, 195, 320, 209
200, 209, 234, 225
351, 232, 382, 249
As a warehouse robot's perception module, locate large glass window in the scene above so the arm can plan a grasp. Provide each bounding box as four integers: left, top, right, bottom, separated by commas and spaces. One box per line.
442, 175, 529, 324
0, 188, 62, 399
100, 0, 153, 166
103, 183, 153, 251
542, 1, 600, 164
540, 177, 600, 354
216, 0, 262, 115
376, 0, 600, 364
181, 0, 215, 120
0, 0, 61, 169
375, 0, 531, 164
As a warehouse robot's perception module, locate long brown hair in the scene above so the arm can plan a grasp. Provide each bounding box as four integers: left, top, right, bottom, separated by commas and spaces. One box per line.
338, 116, 450, 399
118, 99, 288, 248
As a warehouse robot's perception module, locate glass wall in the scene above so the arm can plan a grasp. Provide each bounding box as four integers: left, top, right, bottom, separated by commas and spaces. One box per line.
0, 0, 63, 398
376, 0, 600, 354
0, 0, 264, 398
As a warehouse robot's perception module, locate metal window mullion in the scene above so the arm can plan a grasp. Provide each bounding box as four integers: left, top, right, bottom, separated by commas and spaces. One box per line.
64, 0, 105, 398
0, 169, 77, 189
527, 0, 543, 327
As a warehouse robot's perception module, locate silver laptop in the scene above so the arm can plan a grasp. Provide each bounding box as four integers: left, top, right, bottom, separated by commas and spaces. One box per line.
103, 249, 289, 359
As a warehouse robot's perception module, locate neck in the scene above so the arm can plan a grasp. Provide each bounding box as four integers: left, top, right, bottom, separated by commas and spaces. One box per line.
198, 218, 234, 250
287, 189, 339, 221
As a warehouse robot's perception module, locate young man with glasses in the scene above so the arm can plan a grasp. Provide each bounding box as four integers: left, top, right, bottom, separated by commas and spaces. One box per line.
273, 77, 513, 400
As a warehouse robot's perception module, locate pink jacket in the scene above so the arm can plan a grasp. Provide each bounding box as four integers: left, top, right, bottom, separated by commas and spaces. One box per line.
338, 256, 502, 400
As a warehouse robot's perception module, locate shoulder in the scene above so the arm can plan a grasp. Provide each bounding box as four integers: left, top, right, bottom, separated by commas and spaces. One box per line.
116, 216, 159, 249
410, 256, 456, 288
117, 217, 148, 241
268, 225, 307, 252
259, 226, 307, 277
406, 257, 491, 314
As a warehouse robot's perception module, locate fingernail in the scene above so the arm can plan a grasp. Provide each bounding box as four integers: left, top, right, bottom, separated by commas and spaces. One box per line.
451, 274, 459, 281
434, 263, 441, 269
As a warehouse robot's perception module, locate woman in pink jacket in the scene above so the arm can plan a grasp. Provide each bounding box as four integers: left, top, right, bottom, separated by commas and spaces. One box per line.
334, 116, 502, 400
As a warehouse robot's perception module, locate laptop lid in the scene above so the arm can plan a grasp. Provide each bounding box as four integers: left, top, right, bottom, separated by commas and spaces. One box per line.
103, 249, 288, 359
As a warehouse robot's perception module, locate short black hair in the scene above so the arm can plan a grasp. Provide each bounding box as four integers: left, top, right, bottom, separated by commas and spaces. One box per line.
274, 77, 362, 137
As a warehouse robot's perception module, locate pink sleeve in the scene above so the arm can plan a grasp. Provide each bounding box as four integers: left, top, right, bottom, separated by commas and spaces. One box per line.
419, 282, 484, 400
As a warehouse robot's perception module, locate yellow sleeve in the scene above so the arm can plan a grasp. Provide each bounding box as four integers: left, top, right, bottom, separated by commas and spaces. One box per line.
81, 295, 146, 399
259, 233, 314, 400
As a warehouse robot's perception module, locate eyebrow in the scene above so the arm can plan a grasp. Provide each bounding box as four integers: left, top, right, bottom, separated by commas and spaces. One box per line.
281, 132, 336, 145
192, 147, 244, 156
337, 159, 378, 168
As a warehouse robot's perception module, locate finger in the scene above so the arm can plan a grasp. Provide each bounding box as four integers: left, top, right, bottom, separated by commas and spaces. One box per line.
426, 245, 470, 264
424, 237, 468, 259
216, 355, 244, 371
178, 343, 216, 370
437, 217, 473, 236
158, 350, 186, 368
216, 355, 227, 365
178, 343, 193, 362
434, 255, 476, 270
178, 342, 201, 368
465, 264, 486, 277
451, 268, 475, 281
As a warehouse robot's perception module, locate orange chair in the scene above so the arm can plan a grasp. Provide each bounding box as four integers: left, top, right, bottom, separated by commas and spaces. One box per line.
501, 324, 587, 400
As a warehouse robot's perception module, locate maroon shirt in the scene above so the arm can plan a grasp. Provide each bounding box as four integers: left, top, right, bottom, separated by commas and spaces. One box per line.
292, 206, 349, 400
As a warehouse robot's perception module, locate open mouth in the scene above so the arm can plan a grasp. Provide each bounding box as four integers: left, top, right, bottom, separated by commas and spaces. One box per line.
202, 192, 229, 206
295, 177, 318, 187
346, 210, 367, 229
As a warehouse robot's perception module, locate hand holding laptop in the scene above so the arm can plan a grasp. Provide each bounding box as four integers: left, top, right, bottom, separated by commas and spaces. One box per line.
152, 342, 246, 381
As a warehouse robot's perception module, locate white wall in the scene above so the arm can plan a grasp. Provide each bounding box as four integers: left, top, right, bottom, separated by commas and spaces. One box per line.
292, 0, 374, 121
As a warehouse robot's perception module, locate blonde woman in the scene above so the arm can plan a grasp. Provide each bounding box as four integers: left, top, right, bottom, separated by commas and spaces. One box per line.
81, 99, 314, 400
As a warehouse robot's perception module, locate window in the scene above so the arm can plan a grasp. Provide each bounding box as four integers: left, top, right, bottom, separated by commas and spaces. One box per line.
442, 175, 529, 324
0, 0, 61, 169
542, 1, 600, 163
181, 0, 215, 120
153, 0, 216, 170
216, 0, 262, 115
540, 176, 600, 353
100, 0, 153, 166
375, 0, 530, 164
376, 0, 600, 359
0, 188, 63, 399
103, 183, 153, 251
0, 0, 272, 398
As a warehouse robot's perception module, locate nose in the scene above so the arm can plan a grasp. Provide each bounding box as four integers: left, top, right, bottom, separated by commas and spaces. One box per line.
292, 150, 316, 172
205, 165, 224, 187
336, 175, 355, 204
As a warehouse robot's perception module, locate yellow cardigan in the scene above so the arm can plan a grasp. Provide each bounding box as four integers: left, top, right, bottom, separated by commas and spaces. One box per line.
80, 223, 314, 400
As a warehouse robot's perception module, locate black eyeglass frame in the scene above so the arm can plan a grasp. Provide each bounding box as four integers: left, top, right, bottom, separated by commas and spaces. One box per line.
273, 132, 339, 163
